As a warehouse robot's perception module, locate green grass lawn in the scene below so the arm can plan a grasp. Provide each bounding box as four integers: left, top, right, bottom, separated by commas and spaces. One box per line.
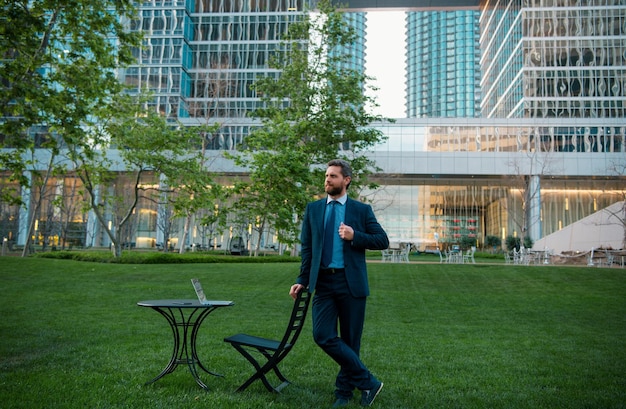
1, 258, 625, 408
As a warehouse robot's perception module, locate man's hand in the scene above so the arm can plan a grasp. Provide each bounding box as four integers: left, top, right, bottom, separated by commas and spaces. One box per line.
339, 222, 354, 241
289, 283, 305, 300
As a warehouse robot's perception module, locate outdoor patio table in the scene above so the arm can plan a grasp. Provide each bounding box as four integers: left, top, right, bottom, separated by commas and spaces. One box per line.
137, 299, 234, 390
389, 248, 401, 262
449, 246, 463, 263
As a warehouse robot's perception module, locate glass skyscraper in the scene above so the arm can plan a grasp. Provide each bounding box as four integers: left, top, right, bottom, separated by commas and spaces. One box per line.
481, 0, 625, 120
406, 10, 481, 118
121, 0, 365, 150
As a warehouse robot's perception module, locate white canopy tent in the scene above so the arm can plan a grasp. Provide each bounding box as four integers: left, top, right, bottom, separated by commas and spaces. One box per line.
533, 201, 625, 254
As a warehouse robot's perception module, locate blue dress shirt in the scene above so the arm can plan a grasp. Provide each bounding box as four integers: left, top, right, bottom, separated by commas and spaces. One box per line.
325, 195, 347, 268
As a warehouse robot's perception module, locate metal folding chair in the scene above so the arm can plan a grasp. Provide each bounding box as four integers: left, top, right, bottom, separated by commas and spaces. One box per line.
224, 290, 311, 393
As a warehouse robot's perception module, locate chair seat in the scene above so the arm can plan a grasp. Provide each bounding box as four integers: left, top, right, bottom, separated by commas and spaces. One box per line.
224, 333, 292, 352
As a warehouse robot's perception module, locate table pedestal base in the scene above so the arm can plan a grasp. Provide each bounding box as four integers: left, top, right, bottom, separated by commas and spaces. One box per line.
138, 300, 234, 390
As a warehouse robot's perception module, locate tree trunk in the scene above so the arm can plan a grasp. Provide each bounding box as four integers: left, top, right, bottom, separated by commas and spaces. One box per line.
179, 214, 191, 254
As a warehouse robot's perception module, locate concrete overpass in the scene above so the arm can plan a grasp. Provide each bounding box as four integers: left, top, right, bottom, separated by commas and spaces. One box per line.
330, 0, 480, 10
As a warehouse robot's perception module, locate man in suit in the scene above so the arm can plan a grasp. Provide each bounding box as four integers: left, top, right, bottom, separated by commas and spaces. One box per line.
290, 159, 389, 407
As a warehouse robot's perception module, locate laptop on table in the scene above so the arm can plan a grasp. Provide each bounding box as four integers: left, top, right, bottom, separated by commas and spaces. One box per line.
191, 278, 233, 306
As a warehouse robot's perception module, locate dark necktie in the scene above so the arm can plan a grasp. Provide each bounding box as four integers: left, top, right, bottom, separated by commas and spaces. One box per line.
321, 201, 336, 268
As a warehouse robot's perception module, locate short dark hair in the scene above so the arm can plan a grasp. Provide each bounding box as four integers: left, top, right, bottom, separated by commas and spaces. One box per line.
327, 159, 352, 188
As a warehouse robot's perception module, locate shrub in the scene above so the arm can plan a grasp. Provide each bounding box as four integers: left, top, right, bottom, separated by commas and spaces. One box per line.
505, 235, 521, 251
485, 235, 501, 252
33, 250, 297, 264
460, 236, 476, 250
523, 236, 534, 249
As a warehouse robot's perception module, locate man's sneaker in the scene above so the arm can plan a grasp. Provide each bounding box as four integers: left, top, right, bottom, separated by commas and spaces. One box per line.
332, 398, 351, 408
360, 382, 383, 406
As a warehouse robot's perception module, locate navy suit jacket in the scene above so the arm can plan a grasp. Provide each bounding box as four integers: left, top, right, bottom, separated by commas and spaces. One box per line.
297, 197, 389, 298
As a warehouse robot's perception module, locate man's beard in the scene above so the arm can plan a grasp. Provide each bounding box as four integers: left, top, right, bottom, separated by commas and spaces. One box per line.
325, 185, 343, 196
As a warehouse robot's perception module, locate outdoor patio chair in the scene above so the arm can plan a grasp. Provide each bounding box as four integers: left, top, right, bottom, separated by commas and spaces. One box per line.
381, 248, 394, 262
463, 246, 476, 264
437, 249, 448, 263
606, 253, 614, 266
398, 243, 411, 263
513, 248, 521, 264
224, 289, 311, 393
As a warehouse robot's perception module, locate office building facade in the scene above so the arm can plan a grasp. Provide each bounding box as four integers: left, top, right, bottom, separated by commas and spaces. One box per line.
1, 1, 624, 252
370, 0, 624, 250
481, 0, 625, 120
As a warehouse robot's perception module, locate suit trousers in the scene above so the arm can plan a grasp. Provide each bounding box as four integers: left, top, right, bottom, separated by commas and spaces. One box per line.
312, 270, 378, 398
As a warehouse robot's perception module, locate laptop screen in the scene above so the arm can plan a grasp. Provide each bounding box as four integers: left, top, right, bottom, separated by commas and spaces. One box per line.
191, 278, 209, 304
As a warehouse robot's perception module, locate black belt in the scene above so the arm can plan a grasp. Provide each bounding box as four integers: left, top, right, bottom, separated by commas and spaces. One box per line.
319, 267, 345, 275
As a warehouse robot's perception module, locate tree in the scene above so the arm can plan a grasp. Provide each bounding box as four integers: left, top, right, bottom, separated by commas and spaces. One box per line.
0, 0, 140, 255
172, 118, 223, 254
232, 149, 314, 256
55, 175, 86, 250
153, 192, 177, 252
506, 128, 559, 246
460, 235, 476, 251
195, 201, 228, 250
167, 158, 223, 255
505, 235, 520, 252
18, 148, 58, 256
1, 1, 225, 257
67, 94, 219, 257
229, 0, 389, 254
485, 235, 501, 252
0, 0, 140, 187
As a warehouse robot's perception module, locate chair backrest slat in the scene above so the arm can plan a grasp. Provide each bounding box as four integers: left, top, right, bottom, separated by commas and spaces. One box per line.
278, 290, 311, 352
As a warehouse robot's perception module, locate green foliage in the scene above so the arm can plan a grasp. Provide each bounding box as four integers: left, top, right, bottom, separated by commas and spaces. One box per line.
33, 249, 296, 264
249, 0, 388, 169
505, 235, 521, 251
1, 259, 625, 408
229, 149, 314, 250
485, 235, 502, 250
459, 235, 476, 250
505, 235, 533, 251
473, 250, 503, 260
0, 0, 147, 256
523, 235, 534, 249
0, 0, 141, 189
229, 0, 390, 250
61, 92, 222, 257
